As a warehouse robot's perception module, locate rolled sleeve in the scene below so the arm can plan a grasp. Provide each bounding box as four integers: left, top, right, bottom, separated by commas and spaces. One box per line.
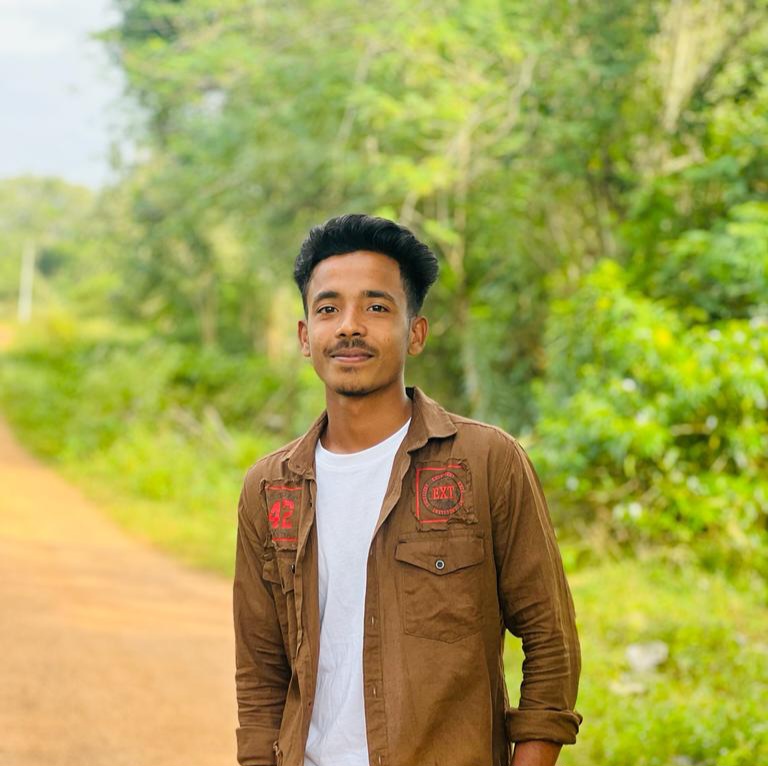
505, 708, 583, 746
235, 725, 281, 766
492, 437, 583, 745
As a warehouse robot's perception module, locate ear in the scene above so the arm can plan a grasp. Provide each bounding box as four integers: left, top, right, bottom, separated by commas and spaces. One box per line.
407, 315, 428, 356
297, 318, 311, 357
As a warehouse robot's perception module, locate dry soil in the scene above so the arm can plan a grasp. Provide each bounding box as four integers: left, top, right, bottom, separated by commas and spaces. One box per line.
0, 416, 239, 765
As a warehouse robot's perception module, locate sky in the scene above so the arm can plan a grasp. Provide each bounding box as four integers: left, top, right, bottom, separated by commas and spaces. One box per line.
0, 0, 127, 189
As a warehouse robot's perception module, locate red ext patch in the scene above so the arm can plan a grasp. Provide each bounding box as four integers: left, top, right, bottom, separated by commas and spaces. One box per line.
265, 484, 301, 543
415, 464, 466, 522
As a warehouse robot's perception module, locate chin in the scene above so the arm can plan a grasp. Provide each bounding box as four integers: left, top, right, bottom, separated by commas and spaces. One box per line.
328, 373, 381, 398
320, 367, 400, 399
333, 383, 376, 398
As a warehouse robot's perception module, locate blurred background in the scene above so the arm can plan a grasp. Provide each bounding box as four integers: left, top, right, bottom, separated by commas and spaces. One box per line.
0, 1, 766, 764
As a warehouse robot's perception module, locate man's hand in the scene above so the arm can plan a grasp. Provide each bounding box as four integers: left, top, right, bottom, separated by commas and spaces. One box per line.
511, 740, 562, 766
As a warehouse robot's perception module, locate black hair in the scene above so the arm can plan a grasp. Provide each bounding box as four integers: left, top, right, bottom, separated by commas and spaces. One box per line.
294, 213, 439, 316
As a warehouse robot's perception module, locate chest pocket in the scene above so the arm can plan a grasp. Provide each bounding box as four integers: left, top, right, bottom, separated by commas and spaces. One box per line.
395, 533, 485, 643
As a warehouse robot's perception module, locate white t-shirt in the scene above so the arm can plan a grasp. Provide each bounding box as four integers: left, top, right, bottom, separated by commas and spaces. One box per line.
303, 418, 411, 766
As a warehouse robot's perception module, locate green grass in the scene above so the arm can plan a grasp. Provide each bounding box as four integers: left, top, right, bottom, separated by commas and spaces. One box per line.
505, 555, 768, 766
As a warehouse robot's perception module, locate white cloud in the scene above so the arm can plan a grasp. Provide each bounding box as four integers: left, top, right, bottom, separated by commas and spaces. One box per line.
0, 0, 126, 187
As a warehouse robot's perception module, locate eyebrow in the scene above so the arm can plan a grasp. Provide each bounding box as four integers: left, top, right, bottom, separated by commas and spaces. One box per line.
311, 289, 397, 306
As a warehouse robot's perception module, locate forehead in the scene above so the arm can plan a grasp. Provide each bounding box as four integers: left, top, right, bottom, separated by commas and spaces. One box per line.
308, 250, 405, 297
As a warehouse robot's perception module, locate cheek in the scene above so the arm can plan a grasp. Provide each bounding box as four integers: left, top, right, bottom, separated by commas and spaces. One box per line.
306, 323, 325, 347
308, 335, 323, 357
383, 331, 411, 360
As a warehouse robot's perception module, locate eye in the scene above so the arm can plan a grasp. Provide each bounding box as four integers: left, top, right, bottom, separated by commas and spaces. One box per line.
368, 304, 389, 312
316, 305, 337, 314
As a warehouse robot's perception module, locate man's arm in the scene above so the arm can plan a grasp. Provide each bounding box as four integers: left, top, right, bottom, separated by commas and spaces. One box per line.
512, 740, 562, 766
233, 476, 292, 766
491, 436, 583, 761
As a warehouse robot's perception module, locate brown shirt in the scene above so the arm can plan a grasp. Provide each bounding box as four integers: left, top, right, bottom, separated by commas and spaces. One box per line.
233, 386, 582, 766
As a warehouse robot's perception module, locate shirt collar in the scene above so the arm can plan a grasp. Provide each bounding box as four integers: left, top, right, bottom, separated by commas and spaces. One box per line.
284, 385, 457, 477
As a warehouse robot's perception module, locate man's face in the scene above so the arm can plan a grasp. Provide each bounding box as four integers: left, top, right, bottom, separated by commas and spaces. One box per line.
297, 250, 428, 398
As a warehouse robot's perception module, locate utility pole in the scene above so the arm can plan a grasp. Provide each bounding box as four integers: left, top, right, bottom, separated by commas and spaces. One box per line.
18, 241, 35, 323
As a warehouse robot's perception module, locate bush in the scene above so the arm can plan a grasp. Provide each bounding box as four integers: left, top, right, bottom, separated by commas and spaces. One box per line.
531, 259, 768, 576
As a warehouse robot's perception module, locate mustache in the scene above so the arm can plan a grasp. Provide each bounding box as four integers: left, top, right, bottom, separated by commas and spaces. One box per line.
328, 339, 377, 356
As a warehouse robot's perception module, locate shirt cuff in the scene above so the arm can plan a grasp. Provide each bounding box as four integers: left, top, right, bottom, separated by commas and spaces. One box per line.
505, 707, 583, 745
235, 724, 281, 765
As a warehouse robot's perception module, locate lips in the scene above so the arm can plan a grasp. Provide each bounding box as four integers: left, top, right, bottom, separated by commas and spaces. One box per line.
330, 346, 375, 362
331, 351, 373, 362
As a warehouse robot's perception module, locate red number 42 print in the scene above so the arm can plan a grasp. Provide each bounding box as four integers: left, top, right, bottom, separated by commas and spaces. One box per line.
269, 498, 294, 529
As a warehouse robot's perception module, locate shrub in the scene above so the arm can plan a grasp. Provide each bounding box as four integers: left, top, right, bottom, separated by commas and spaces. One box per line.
532, 259, 768, 576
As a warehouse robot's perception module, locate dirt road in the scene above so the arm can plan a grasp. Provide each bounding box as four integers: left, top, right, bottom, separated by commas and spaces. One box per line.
0, 417, 239, 765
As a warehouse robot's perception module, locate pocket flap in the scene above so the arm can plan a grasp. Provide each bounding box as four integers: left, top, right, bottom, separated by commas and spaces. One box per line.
262, 557, 281, 585
275, 554, 296, 593
395, 535, 484, 575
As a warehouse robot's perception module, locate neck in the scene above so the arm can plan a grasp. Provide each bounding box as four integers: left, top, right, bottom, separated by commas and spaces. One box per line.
320, 382, 412, 454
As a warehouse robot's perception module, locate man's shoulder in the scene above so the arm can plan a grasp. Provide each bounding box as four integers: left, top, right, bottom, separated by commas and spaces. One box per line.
446, 409, 522, 451
240, 435, 303, 494
433, 405, 534, 479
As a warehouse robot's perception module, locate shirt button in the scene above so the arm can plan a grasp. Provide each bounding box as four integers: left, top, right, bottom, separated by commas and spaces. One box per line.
290, 563, 296, 573
435, 558, 445, 570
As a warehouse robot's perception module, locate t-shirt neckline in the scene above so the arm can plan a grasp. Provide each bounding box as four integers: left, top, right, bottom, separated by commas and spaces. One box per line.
315, 417, 411, 470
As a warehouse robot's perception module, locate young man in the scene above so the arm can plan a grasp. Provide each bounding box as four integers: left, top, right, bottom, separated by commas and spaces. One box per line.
233, 214, 582, 766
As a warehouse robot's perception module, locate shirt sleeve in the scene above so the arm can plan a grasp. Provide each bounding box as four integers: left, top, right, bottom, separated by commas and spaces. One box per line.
233, 474, 292, 765
491, 436, 583, 745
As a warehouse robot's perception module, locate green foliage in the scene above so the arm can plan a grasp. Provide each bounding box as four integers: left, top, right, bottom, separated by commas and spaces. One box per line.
524, 2, 768, 575
92, 0, 768, 432
0, 177, 94, 308
532, 258, 768, 575
646, 202, 768, 321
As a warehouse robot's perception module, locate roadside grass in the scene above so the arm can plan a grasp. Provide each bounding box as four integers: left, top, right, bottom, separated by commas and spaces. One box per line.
506, 554, 768, 766
6, 416, 269, 575
62, 466, 242, 575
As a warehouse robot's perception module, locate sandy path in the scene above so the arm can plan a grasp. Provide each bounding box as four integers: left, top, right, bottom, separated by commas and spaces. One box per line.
0, 416, 239, 766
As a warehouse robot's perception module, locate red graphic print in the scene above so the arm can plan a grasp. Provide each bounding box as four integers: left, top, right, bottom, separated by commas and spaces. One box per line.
266, 484, 301, 543
269, 498, 294, 529
415, 464, 466, 522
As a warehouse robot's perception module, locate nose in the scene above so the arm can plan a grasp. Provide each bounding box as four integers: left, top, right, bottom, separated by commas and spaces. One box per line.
335, 306, 366, 337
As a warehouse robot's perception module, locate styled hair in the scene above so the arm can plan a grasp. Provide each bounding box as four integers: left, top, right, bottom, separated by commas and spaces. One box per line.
294, 213, 439, 316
